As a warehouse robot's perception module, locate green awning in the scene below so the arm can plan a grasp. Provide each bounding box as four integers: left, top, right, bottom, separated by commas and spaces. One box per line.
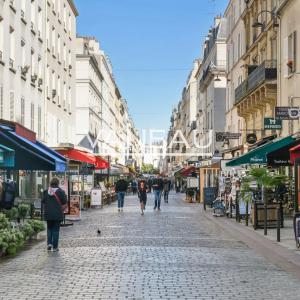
0, 144, 15, 168
226, 136, 295, 167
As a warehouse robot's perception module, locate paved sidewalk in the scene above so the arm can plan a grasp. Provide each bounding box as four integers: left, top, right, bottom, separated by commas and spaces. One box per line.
1, 192, 300, 300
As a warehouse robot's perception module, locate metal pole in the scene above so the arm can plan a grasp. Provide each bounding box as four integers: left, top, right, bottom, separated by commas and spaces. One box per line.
295, 159, 299, 213
263, 185, 267, 235
236, 191, 239, 222
245, 201, 249, 226
277, 205, 281, 242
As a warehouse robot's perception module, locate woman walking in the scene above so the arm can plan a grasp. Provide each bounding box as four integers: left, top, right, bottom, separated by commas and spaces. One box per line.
42, 177, 67, 252
138, 180, 148, 215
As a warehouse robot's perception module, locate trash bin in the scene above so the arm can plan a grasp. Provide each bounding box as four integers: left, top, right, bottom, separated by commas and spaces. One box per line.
293, 212, 300, 248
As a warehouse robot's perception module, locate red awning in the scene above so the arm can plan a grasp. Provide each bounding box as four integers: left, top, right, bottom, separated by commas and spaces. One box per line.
290, 144, 300, 165
95, 155, 109, 169
181, 166, 197, 177
57, 149, 109, 170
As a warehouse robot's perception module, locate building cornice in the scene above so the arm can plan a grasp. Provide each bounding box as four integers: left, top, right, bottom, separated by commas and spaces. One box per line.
67, 0, 79, 17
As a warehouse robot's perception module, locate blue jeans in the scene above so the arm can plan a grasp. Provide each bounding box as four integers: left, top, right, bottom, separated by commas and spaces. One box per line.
117, 192, 126, 208
154, 190, 162, 209
47, 220, 61, 249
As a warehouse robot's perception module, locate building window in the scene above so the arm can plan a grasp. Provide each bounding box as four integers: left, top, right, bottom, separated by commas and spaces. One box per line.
9, 27, 15, 65
38, 106, 41, 138
0, 86, 3, 119
57, 34, 61, 61
31, 1, 35, 25
52, 27, 56, 54
21, 97, 25, 125
31, 103, 34, 131
57, 76, 61, 104
284, 31, 297, 77
9, 91, 14, 121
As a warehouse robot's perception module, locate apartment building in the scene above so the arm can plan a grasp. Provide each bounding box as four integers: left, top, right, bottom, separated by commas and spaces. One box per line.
197, 17, 227, 162
45, 0, 78, 146
277, 0, 300, 136
234, 0, 278, 145
0, 0, 45, 139
223, 0, 246, 158
75, 37, 103, 153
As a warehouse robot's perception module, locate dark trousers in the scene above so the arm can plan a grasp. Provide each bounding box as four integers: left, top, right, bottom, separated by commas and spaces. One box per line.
164, 191, 169, 202
47, 220, 61, 249
154, 190, 162, 209
117, 192, 125, 208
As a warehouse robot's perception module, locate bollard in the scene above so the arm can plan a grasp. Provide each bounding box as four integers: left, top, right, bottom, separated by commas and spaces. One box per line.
203, 199, 206, 211
245, 202, 249, 226
230, 198, 233, 218
277, 205, 281, 242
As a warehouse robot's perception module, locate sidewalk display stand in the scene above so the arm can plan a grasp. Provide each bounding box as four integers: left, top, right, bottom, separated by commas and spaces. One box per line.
66, 195, 81, 221
91, 188, 102, 208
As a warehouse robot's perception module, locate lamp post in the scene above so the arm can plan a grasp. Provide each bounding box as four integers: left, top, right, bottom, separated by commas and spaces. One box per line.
252, 10, 279, 29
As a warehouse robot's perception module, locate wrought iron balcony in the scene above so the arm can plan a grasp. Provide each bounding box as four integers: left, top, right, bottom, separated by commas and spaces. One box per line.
235, 60, 277, 105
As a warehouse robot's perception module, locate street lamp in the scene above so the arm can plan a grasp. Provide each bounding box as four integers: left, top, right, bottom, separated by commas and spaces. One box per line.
252, 10, 279, 29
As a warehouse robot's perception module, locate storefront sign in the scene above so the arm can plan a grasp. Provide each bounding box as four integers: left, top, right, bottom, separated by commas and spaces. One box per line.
246, 133, 257, 144
216, 132, 241, 142
275, 106, 300, 120
264, 118, 282, 130
203, 187, 217, 206
249, 156, 264, 164
91, 189, 102, 206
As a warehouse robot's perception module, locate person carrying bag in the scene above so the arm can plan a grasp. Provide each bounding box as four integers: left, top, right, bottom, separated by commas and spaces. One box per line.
42, 177, 67, 252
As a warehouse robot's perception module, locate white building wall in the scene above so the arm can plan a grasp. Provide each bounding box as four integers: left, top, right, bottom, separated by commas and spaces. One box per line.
0, 0, 45, 139
44, 0, 78, 147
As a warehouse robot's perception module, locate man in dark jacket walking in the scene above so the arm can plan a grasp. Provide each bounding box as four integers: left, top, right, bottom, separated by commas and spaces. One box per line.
42, 177, 67, 252
115, 175, 128, 212
152, 174, 164, 210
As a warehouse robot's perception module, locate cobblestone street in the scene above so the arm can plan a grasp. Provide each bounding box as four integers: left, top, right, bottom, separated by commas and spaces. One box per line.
1, 192, 300, 300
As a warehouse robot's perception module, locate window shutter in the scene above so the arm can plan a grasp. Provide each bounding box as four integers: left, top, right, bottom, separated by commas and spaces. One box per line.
283, 37, 289, 78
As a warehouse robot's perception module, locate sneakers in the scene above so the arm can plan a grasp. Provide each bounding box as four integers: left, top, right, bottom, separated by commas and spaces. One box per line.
153, 207, 157, 210
118, 208, 120, 212
47, 244, 52, 251
52, 248, 59, 252
141, 210, 144, 216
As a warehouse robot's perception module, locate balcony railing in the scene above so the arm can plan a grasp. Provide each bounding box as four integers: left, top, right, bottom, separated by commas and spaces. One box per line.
235, 60, 277, 104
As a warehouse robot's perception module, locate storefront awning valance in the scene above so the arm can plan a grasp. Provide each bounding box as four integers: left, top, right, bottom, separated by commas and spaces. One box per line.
57, 149, 109, 170
181, 166, 197, 177
226, 136, 295, 167
0, 125, 66, 171
0, 144, 15, 168
289, 143, 300, 165
268, 139, 300, 166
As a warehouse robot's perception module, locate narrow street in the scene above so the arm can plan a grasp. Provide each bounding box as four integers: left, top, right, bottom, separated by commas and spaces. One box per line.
0, 193, 299, 300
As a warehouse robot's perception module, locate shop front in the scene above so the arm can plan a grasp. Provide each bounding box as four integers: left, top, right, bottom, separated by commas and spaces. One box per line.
225, 136, 300, 228
0, 121, 67, 214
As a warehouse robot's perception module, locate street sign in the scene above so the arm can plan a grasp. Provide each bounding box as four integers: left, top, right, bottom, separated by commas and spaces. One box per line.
275, 106, 300, 120
215, 132, 241, 142
264, 118, 282, 130
246, 133, 257, 144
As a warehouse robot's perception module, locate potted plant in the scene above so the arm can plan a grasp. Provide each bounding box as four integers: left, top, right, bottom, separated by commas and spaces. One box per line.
18, 204, 30, 222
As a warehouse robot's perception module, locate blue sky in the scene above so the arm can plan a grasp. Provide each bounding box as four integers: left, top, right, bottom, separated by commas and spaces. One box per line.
75, 0, 228, 132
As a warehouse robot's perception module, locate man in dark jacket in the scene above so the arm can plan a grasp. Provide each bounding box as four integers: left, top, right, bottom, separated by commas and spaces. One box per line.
115, 175, 128, 212
152, 174, 164, 210
42, 177, 67, 252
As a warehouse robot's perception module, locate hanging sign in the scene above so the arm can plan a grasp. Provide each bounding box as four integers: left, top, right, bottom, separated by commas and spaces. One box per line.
246, 133, 257, 144
275, 107, 300, 120
264, 118, 282, 130
216, 132, 241, 142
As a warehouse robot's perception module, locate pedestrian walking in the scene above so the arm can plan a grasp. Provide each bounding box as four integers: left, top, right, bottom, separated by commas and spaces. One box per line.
147, 177, 152, 193
42, 177, 67, 252
163, 177, 171, 203
152, 174, 164, 210
138, 180, 148, 215
115, 175, 128, 212
131, 178, 138, 195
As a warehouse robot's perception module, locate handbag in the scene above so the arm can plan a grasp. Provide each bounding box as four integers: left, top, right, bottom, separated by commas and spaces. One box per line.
53, 192, 67, 213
